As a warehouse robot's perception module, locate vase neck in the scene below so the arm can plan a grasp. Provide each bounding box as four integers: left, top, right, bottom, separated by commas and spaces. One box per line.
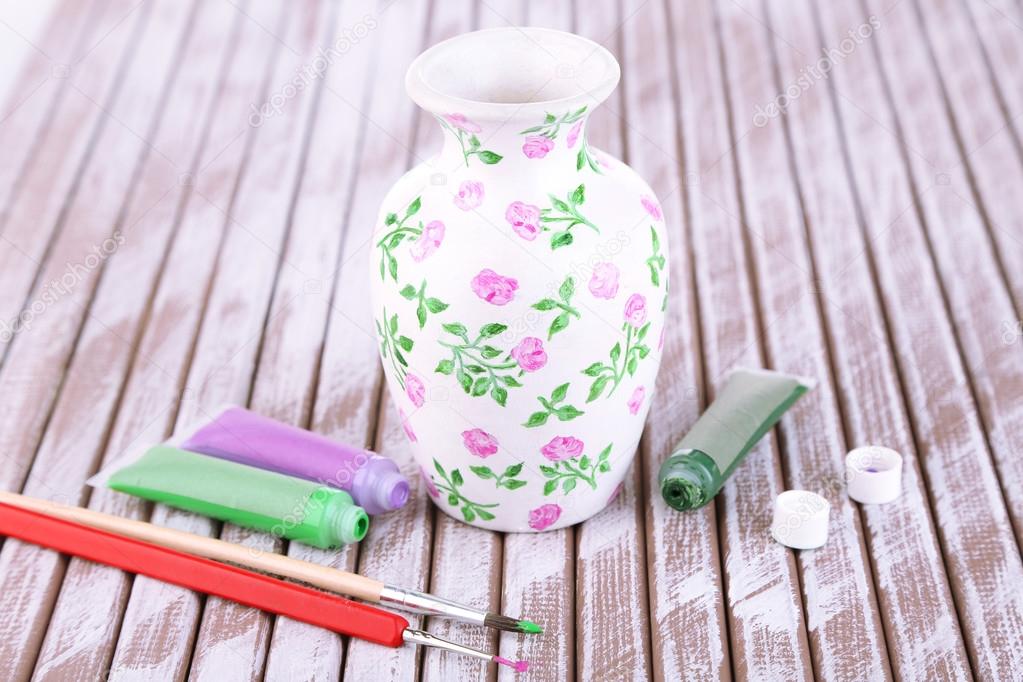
432, 108, 599, 176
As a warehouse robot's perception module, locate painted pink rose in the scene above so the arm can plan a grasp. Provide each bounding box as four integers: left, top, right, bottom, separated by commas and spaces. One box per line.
588, 262, 620, 299
528, 503, 562, 531
510, 336, 547, 372
505, 201, 541, 241
541, 435, 584, 462
471, 268, 518, 305
454, 180, 484, 211
628, 386, 646, 415
443, 113, 481, 133
399, 408, 417, 442
641, 195, 663, 221
405, 373, 425, 408
566, 120, 583, 149
461, 428, 499, 458
624, 293, 648, 328
422, 467, 440, 498
410, 220, 444, 262
522, 135, 554, 159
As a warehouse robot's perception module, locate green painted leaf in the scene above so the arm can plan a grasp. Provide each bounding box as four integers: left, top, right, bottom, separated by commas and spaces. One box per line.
479, 322, 507, 337
638, 322, 650, 341
435, 359, 454, 375
406, 197, 421, 216
650, 225, 660, 250
491, 385, 508, 406
638, 345, 650, 359
539, 465, 556, 477
448, 494, 459, 506
397, 336, 414, 352
399, 284, 417, 299
478, 150, 503, 164
548, 313, 570, 339
650, 269, 660, 287
416, 305, 427, 329
480, 345, 502, 359
451, 469, 464, 486
562, 478, 577, 494
463, 506, 476, 522
505, 463, 524, 477
551, 383, 569, 403
465, 364, 486, 374
385, 213, 398, 225
555, 405, 584, 421
627, 355, 639, 376
470, 466, 494, 479
502, 376, 523, 387
524, 411, 549, 428
599, 461, 611, 472
599, 444, 613, 460
387, 233, 404, 249
551, 231, 573, 249
387, 254, 398, 280
425, 297, 448, 313
471, 377, 491, 396
558, 277, 574, 301
519, 124, 545, 134
578, 456, 591, 471
577, 148, 585, 171
543, 480, 558, 496
469, 134, 481, 149
394, 350, 408, 367
570, 184, 585, 205
550, 197, 571, 213
389, 314, 399, 334
610, 342, 621, 363
504, 479, 527, 490
442, 322, 468, 337
544, 113, 557, 124
582, 362, 605, 377
587, 376, 610, 403
434, 459, 446, 475
476, 508, 495, 521
457, 369, 472, 393
532, 298, 558, 311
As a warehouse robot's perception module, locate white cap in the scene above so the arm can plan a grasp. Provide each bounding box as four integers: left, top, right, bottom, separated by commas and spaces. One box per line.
846, 446, 902, 504
770, 490, 830, 549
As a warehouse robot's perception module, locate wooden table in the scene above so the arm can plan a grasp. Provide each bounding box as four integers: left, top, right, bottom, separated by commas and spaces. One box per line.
1, 0, 1021, 680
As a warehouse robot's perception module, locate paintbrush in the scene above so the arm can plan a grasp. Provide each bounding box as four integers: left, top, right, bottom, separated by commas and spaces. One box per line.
0, 502, 530, 673
0, 491, 541, 635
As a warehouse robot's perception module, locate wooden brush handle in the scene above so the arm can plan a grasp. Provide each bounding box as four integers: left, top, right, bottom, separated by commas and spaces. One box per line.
0, 491, 385, 601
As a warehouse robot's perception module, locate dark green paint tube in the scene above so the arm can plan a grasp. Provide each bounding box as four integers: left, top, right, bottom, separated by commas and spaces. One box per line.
108, 445, 369, 548
658, 368, 814, 511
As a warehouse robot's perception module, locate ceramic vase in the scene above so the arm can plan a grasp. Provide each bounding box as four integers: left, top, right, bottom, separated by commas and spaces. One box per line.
370, 28, 667, 532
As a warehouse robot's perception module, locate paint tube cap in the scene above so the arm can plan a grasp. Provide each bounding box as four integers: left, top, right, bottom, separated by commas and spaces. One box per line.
770, 490, 830, 549
845, 446, 902, 504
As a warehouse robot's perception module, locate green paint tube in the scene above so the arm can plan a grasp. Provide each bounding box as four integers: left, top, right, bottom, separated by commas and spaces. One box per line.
108, 445, 369, 548
658, 368, 814, 511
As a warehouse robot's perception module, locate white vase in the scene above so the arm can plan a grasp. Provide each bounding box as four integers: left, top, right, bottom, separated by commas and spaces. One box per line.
370, 27, 667, 532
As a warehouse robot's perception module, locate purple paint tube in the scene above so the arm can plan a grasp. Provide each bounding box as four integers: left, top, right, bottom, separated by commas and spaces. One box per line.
179, 406, 410, 515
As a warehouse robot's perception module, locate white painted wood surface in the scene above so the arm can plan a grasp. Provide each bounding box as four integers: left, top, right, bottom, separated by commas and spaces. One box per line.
0, 1, 1021, 680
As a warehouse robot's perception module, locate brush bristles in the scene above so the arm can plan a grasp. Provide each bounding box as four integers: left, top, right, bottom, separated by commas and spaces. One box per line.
484, 613, 542, 634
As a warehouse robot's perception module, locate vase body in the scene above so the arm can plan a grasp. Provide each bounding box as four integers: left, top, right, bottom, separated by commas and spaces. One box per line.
369, 28, 668, 532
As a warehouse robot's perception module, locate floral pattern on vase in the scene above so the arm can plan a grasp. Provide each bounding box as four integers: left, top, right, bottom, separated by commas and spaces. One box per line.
372, 28, 666, 532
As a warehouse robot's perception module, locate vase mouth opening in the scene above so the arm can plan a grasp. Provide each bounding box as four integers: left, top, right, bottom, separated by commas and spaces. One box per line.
406, 27, 620, 119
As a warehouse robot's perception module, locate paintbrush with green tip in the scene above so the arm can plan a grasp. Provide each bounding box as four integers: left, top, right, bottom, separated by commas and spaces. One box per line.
0, 491, 542, 635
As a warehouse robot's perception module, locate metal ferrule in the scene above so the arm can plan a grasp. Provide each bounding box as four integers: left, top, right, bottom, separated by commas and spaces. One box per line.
402, 628, 493, 663
379, 585, 486, 626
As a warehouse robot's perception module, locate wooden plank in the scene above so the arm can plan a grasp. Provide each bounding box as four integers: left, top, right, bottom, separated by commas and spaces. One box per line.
0, 0, 97, 227
0, 2, 239, 680
103, 3, 328, 679
185, 4, 337, 678
716, 1, 893, 679
760, 0, 973, 678
573, 3, 653, 681
0, 0, 146, 363
908, 0, 1023, 546
409, 3, 505, 681
621, 0, 730, 679
253, 2, 382, 678
666, 0, 815, 678
819, 0, 1023, 677
30, 1, 278, 677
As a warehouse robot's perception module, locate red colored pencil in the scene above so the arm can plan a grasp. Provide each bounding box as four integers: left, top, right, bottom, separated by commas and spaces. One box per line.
0, 502, 528, 672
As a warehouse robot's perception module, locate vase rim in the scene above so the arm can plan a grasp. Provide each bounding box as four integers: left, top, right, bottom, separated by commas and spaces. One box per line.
406, 27, 620, 119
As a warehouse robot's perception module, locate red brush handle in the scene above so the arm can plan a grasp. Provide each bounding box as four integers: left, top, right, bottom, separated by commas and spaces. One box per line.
0, 503, 408, 647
